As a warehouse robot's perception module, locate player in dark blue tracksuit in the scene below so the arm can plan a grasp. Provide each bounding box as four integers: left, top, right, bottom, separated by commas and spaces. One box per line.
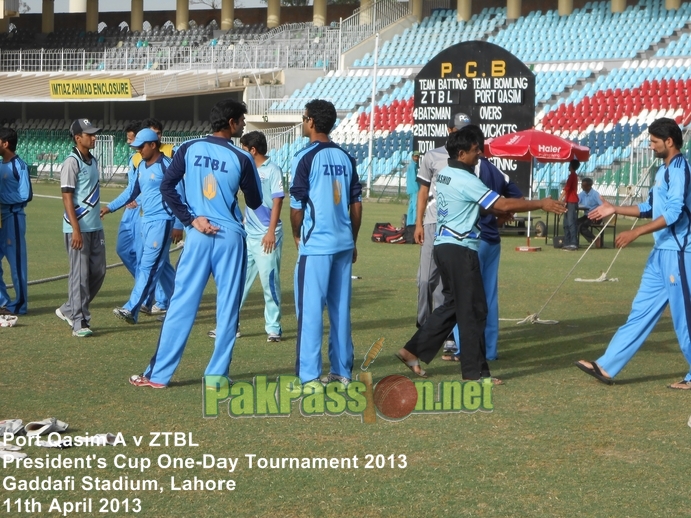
451, 127, 523, 361
290, 99, 363, 384
0, 128, 31, 315
129, 99, 262, 388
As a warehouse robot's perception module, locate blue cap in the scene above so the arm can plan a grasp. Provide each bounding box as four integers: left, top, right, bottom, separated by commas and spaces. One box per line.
131, 128, 160, 147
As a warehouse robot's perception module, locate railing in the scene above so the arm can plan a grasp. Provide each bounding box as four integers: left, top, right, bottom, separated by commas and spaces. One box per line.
0, 0, 411, 73
340, 0, 411, 51
95, 134, 115, 181
247, 97, 328, 117
421, 0, 451, 19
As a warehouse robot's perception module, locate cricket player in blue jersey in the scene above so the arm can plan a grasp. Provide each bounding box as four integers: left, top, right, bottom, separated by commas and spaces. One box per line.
0, 128, 31, 315
209, 131, 284, 341
129, 99, 263, 388
108, 119, 173, 314
56, 119, 106, 338
290, 99, 363, 384
576, 118, 691, 389
396, 128, 565, 382
109, 121, 142, 280
101, 128, 183, 324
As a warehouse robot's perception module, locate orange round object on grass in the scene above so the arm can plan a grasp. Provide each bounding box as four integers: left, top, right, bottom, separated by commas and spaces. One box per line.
373, 375, 418, 419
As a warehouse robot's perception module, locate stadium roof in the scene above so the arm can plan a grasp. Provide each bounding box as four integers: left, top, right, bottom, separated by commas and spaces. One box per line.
0, 68, 281, 102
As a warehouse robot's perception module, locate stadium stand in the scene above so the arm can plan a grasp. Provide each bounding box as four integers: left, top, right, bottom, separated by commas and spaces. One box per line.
4, 0, 691, 194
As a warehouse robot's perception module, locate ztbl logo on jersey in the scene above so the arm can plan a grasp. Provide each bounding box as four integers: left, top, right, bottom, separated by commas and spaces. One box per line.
203, 173, 217, 200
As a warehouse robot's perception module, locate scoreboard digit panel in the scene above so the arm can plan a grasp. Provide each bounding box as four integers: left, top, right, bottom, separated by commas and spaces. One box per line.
413, 41, 536, 194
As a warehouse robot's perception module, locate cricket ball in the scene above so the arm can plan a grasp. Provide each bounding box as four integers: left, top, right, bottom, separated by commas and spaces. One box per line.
373, 375, 418, 419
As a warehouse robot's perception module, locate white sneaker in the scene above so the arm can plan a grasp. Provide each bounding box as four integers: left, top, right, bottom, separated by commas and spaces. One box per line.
208, 329, 241, 339
267, 333, 281, 343
55, 308, 73, 327
443, 339, 457, 354
151, 305, 167, 314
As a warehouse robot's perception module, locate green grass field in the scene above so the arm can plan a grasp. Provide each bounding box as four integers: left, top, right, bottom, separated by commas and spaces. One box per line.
2, 183, 691, 517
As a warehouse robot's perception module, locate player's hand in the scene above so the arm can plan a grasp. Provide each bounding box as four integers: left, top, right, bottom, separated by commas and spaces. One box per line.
171, 228, 183, 244
615, 229, 639, 248
495, 212, 514, 227
352, 246, 358, 264
126, 201, 138, 209
589, 200, 615, 221
414, 223, 424, 244
293, 235, 300, 249
192, 217, 219, 235
70, 231, 83, 250
262, 232, 276, 254
540, 197, 567, 214
99, 207, 110, 219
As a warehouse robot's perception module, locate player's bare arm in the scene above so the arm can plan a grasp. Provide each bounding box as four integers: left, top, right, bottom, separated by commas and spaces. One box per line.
262, 197, 283, 254
414, 184, 429, 244
62, 192, 83, 250
493, 196, 566, 215
589, 199, 641, 220
290, 208, 304, 249
616, 216, 668, 248
350, 201, 362, 264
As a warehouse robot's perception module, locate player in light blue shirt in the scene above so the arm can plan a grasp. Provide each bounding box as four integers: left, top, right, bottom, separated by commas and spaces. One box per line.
0, 128, 31, 315
101, 128, 183, 324
130, 99, 263, 388
290, 99, 362, 384
57, 119, 106, 337
396, 127, 565, 382
576, 118, 691, 389
238, 131, 284, 340
108, 120, 172, 314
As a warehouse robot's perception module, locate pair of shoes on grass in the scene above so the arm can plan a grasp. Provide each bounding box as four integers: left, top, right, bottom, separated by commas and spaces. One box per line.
208, 328, 242, 339
56, 308, 92, 337
140, 304, 167, 315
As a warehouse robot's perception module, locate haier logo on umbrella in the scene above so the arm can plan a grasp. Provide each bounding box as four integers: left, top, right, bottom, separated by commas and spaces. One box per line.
538, 145, 562, 154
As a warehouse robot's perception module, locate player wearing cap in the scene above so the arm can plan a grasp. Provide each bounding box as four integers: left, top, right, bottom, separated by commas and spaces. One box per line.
290, 99, 363, 384
414, 113, 470, 351
397, 128, 565, 382
56, 119, 106, 337
107, 121, 142, 288
129, 99, 263, 388
0, 128, 31, 315
101, 128, 183, 324
108, 119, 174, 315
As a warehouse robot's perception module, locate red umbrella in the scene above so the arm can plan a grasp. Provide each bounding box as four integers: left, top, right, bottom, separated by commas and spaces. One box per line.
483, 129, 590, 249
484, 129, 590, 163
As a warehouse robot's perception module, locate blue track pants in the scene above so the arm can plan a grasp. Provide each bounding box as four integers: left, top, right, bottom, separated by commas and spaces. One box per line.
0, 210, 28, 314
597, 248, 691, 381
240, 233, 282, 336
143, 224, 246, 385
294, 250, 354, 382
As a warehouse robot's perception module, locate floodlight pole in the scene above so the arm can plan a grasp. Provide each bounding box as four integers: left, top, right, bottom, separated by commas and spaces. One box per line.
366, 33, 379, 199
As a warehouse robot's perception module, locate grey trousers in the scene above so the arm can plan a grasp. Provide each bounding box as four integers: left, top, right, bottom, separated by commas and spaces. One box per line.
60, 230, 106, 331
416, 223, 445, 327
